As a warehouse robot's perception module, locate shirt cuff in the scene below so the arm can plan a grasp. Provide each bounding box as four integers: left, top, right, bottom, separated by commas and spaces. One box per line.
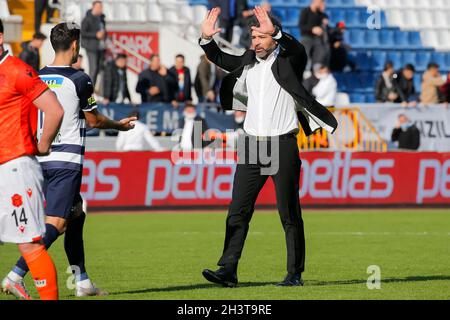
272, 30, 282, 40
199, 37, 213, 45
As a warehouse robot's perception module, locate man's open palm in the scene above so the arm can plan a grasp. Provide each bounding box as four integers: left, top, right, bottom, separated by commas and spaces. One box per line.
251, 6, 276, 35
201, 7, 222, 38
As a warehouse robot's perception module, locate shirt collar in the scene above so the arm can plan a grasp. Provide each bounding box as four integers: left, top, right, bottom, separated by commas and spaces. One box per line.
0, 50, 9, 65
255, 45, 280, 63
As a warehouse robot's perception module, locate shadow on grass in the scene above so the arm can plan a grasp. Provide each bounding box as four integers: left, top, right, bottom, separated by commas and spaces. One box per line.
110, 275, 450, 296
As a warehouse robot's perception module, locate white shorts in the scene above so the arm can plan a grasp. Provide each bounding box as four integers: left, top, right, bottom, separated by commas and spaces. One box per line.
0, 156, 46, 244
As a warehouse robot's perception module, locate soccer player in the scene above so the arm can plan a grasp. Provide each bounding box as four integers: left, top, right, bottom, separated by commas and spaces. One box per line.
0, 19, 64, 300
2, 22, 136, 299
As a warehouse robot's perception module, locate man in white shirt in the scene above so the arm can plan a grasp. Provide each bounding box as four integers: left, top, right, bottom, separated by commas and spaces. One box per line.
200, 7, 337, 288
116, 111, 164, 151
311, 63, 337, 107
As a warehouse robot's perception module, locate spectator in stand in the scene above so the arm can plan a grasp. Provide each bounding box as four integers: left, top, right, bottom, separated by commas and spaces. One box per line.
392, 64, 418, 107
328, 21, 354, 72
136, 54, 177, 104
375, 61, 398, 103
116, 111, 164, 151
72, 54, 84, 71
303, 62, 321, 93
178, 103, 208, 150
103, 54, 131, 105
311, 64, 337, 107
35, 0, 60, 32
391, 114, 420, 150
298, 0, 330, 68
169, 54, 192, 105
440, 72, 450, 107
208, 0, 252, 44
195, 54, 217, 103
81, 0, 107, 87
18, 32, 47, 71
421, 62, 446, 105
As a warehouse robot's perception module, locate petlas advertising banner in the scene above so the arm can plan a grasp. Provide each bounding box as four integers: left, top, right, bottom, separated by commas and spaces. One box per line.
81, 151, 450, 208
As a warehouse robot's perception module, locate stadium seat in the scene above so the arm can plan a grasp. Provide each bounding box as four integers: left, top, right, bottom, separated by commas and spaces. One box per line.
345, 9, 362, 28
285, 8, 300, 26
355, 52, 372, 71
386, 51, 402, 68
431, 10, 448, 29
148, 3, 163, 22
394, 30, 410, 49
413, 73, 422, 92
408, 32, 422, 49
192, 5, 207, 25
420, 30, 439, 49
271, 8, 287, 23
0, 0, 10, 18
349, 29, 365, 48
402, 51, 416, 66
349, 93, 366, 103
431, 52, 447, 70
415, 51, 432, 72
418, 10, 433, 28
379, 29, 395, 49
364, 30, 380, 48
372, 51, 387, 71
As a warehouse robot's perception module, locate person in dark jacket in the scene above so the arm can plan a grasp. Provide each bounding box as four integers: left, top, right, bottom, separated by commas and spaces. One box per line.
375, 61, 398, 102
298, 0, 329, 68
136, 54, 177, 104
208, 0, 252, 43
18, 32, 47, 71
328, 21, 354, 72
169, 54, 192, 104
102, 54, 131, 105
81, 1, 106, 86
391, 114, 420, 150
392, 64, 418, 107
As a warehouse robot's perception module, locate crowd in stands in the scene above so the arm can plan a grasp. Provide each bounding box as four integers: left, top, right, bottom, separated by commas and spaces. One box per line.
11, 0, 450, 151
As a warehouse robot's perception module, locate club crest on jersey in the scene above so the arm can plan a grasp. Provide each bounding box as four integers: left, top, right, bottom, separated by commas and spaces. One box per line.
27, 188, 33, 198
87, 96, 97, 106
11, 194, 23, 207
34, 279, 47, 288
19, 226, 25, 233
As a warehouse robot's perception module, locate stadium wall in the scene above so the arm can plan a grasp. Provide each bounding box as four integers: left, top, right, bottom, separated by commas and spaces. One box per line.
80, 151, 450, 209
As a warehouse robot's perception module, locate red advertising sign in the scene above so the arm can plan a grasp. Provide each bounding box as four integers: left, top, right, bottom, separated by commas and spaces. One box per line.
107, 31, 159, 73
81, 151, 450, 208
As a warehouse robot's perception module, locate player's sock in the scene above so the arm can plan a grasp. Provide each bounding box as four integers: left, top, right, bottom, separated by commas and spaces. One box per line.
64, 211, 88, 281
14, 223, 60, 276
22, 245, 58, 300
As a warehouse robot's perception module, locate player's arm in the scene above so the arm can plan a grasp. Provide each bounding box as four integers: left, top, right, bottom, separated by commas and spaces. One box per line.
199, 7, 244, 72
84, 109, 136, 131
34, 90, 65, 155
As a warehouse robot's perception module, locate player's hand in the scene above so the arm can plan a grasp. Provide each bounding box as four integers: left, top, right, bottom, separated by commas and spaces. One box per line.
37, 141, 52, 156
117, 117, 137, 131
251, 6, 275, 35
201, 7, 222, 39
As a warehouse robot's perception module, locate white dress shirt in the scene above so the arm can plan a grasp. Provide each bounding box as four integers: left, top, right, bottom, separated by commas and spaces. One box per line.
180, 117, 195, 150
116, 120, 164, 151
244, 47, 299, 136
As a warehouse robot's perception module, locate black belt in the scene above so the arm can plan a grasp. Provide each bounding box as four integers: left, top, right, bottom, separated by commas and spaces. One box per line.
248, 132, 297, 142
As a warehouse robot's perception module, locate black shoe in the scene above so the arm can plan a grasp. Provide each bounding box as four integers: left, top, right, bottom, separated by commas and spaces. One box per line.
276, 273, 304, 287
202, 267, 238, 288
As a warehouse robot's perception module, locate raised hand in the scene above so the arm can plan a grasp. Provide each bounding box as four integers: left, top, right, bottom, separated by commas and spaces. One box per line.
118, 116, 137, 131
201, 7, 222, 39
251, 6, 276, 35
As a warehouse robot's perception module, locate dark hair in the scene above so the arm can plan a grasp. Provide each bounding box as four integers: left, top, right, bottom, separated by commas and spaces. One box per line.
0, 19, 3, 34
116, 53, 127, 60
404, 63, 415, 72
384, 61, 394, 71
128, 110, 140, 119
175, 54, 185, 60
50, 22, 80, 52
427, 62, 439, 70
150, 54, 159, 61
247, 13, 282, 32
33, 32, 47, 40
184, 103, 196, 109
92, 0, 102, 7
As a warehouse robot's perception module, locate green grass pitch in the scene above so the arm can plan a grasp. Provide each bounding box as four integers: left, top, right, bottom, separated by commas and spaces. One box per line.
1, 209, 449, 300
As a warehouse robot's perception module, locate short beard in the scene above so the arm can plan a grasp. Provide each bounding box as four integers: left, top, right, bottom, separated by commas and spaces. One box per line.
256, 45, 277, 60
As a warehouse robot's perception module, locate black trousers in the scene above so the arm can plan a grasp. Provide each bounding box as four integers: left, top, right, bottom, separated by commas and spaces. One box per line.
218, 134, 305, 275
34, 0, 55, 32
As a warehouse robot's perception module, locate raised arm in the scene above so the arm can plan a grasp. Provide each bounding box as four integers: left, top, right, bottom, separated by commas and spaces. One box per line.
199, 7, 245, 72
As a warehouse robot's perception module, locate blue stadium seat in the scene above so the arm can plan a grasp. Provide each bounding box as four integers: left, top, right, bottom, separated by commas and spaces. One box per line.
394, 30, 410, 49
413, 73, 422, 93
328, 8, 346, 26
333, 73, 347, 91
446, 53, 450, 72
372, 51, 387, 71
360, 73, 376, 92
365, 30, 380, 48
402, 51, 416, 66
349, 29, 365, 47
285, 8, 300, 26
355, 52, 372, 71
349, 93, 366, 103
289, 27, 300, 40
272, 7, 287, 22
296, 0, 310, 7
379, 29, 395, 49
409, 32, 422, 49
431, 52, 447, 70
416, 51, 432, 72
386, 51, 402, 69
345, 9, 362, 28
365, 94, 376, 103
